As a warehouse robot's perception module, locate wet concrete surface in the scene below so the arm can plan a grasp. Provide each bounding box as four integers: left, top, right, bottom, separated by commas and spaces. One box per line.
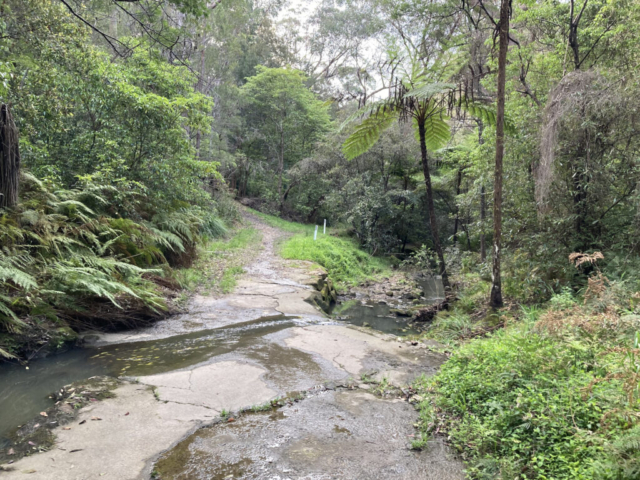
0, 211, 464, 479
155, 389, 464, 480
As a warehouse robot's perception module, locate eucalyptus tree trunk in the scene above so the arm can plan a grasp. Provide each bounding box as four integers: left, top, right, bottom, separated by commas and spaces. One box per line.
0, 104, 20, 209
452, 167, 463, 243
278, 127, 284, 211
418, 118, 450, 290
478, 120, 486, 262
490, 0, 511, 308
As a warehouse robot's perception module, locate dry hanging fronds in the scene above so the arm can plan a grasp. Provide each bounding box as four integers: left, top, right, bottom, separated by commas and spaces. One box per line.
569, 251, 604, 268
537, 70, 605, 211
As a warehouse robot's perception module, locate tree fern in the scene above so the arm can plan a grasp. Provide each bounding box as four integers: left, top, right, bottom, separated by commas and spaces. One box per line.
413, 111, 451, 151
342, 108, 398, 160
338, 99, 395, 132
458, 98, 517, 134
404, 82, 456, 101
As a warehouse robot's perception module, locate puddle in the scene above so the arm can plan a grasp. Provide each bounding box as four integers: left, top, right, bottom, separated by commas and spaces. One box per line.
0, 315, 303, 448
332, 301, 418, 336
331, 276, 444, 336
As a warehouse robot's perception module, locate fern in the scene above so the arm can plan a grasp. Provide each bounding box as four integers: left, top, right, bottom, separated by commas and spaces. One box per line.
413, 111, 451, 151
458, 98, 517, 134
0, 294, 27, 332
337, 99, 395, 133
404, 81, 456, 100
342, 108, 398, 160
200, 216, 228, 238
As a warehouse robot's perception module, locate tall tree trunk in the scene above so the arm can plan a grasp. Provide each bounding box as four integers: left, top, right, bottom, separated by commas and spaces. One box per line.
452, 167, 463, 243
477, 119, 487, 262
0, 104, 20, 209
490, 0, 510, 308
278, 128, 284, 211
418, 118, 450, 290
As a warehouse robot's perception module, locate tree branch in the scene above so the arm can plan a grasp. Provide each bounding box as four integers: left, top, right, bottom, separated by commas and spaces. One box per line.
58, 0, 129, 56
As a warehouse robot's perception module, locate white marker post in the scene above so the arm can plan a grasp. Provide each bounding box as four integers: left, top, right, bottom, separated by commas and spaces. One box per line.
323, 219, 326, 234
314, 225, 318, 241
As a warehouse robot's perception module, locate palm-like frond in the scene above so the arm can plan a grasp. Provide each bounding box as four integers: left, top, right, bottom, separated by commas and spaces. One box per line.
417, 112, 451, 151
342, 108, 398, 161
458, 98, 517, 134
338, 99, 394, 132
404, 82, 456, 100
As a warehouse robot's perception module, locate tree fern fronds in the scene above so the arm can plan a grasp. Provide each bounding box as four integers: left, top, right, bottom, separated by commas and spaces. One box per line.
338, 99, 395, 132
413, 113, 451, 151
52, 200, 96, 217
0, 346, 16, 359
152, 212, 197, 244
146, 226, 185, 252
0, 295, 27, 332
20, 171, 46, 191
47, 263, 137, 307
458, 98, 517, 134
20, 210, 41, 226
0, 248, 37, 291
96, 234, 127, 256
404, 82, 456, 101
342, 109, 399, 161
0, 265, 37, 290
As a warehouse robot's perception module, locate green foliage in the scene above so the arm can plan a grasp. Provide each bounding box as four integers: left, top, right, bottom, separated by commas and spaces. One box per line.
239, 66, 331, 206
0, 173, 231, 343
415, 317, 640, 479
404, 82, 456, 100
549, 287, 578, 311
280, 233, 391, 291
342, 108, 398, 160
419, 112, 451, 151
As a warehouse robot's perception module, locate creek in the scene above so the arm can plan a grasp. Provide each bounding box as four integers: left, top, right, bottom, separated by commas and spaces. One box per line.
0, 276, 444, 452
0, 315, 300, 448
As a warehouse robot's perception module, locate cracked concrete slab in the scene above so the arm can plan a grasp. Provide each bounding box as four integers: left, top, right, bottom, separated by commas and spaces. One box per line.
284, 325, 417, 375
138, 361, 276, 412
153, 389, 465, 480
0, 382, 215, 480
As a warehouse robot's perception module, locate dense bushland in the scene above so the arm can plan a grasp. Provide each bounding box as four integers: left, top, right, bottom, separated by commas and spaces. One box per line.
0, 0, 236, 358
413, 253, 640, 478
0, 172, 231, 359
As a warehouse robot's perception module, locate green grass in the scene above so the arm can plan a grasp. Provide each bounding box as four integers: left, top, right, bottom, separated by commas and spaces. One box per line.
247, 208, 391, 291
174, 227, 261, 294
280, 234, 390, 291
206, 227, 261, 252
248, 208, 314, 233
219, 266, 244, 293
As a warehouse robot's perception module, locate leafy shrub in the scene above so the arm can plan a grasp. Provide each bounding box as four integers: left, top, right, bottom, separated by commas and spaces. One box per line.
549, 286, 578, 310
415, 319, 640, 479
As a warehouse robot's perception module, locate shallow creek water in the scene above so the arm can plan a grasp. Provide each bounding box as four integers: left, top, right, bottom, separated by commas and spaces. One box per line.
0, 315, 301, 448
332, 276, 445, 336
0, 277, 444, 451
